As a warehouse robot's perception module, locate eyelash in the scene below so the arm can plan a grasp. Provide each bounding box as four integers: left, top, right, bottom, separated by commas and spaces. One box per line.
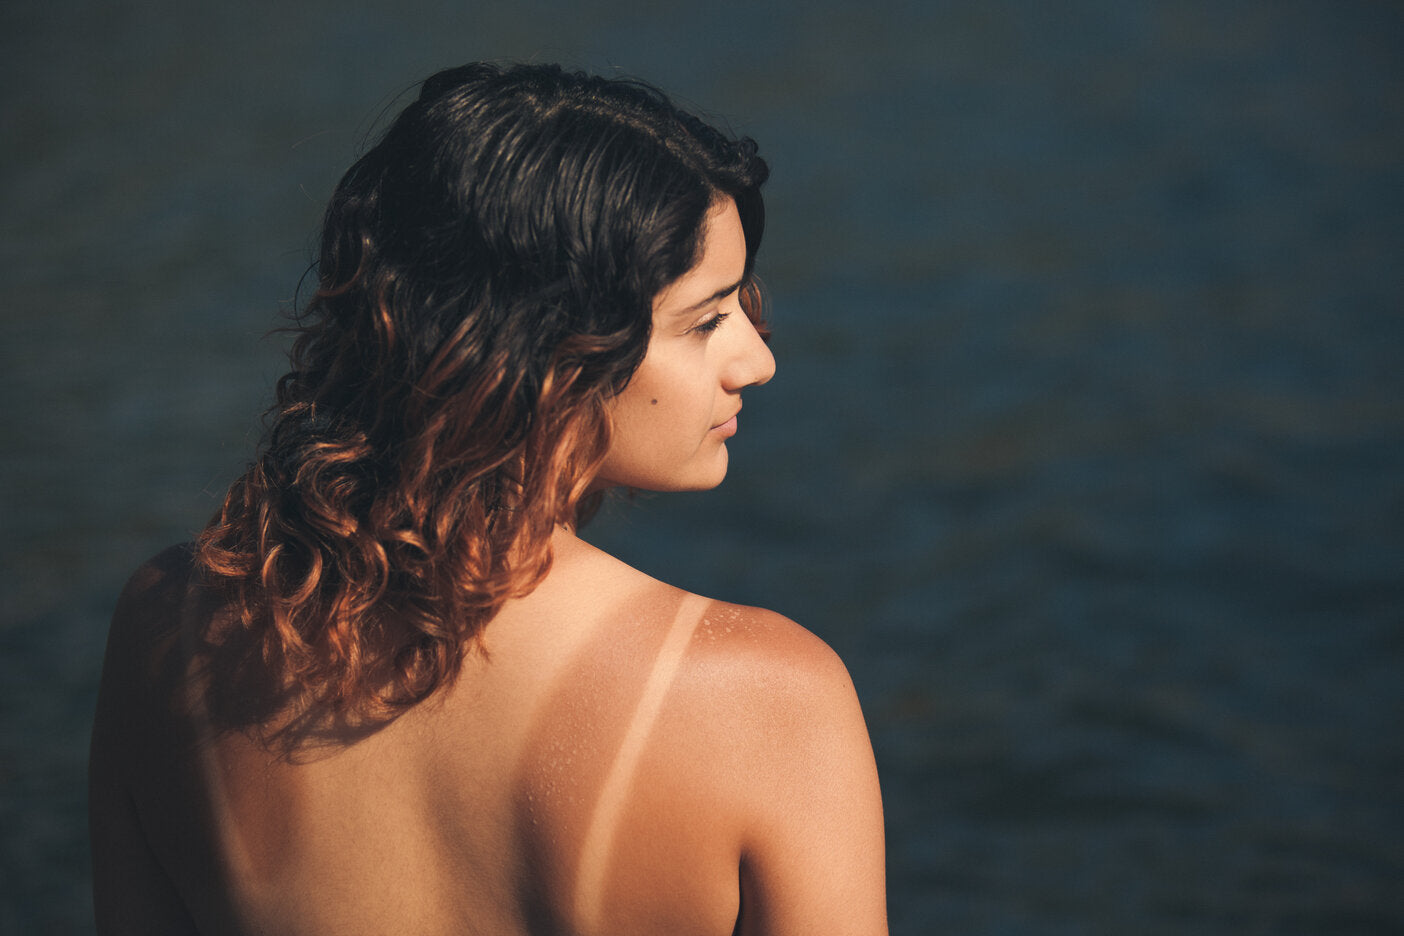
690, 311, 731, 336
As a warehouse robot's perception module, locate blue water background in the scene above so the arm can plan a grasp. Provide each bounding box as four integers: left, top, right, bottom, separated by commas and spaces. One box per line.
2, 1, 1401, 932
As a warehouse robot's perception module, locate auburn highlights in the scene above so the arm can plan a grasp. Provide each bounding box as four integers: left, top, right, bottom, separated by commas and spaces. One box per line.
196, 63, 769, 723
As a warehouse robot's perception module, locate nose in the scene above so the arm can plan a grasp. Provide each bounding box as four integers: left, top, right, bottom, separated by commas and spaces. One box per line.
723, 308, 776, 390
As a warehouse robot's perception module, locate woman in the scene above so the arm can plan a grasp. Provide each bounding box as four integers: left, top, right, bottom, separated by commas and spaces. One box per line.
89, 62, 887, 935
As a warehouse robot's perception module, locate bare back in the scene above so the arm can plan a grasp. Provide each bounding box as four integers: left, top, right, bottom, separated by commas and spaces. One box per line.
90, 532, 887, 935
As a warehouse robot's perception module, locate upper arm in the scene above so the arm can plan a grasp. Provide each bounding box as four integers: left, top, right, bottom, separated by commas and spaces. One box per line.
721, 613, 888, 936
89, 550, 200, 934
88, 747, 199, 935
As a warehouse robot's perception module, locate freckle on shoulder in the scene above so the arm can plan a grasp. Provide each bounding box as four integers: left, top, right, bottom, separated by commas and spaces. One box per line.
692, 600, 853, 696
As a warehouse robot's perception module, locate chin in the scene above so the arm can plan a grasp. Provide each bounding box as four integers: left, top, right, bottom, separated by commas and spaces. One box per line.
595, 447, 731, 494
671, 451, 731, 491
635, 470, 729, 494
674, 473, 729, 493
610, 463, 730, 494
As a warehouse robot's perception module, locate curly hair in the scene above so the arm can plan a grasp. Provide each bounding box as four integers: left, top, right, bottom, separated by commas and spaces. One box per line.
196, 62, 769, 725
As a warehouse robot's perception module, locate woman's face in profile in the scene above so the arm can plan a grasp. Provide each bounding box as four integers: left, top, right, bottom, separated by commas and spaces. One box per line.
594, 198, 775, 493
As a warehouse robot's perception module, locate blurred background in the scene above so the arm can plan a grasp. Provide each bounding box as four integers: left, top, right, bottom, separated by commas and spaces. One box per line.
2, 0, 1401, 932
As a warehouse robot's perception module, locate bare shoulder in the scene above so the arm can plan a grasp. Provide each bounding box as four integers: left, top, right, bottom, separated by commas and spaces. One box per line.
90, 544, 208, 934
92, 542, 216, 773
124, 541, 197, 592
561, 536, 864, 732
94, 543, 205, 722
96, 545, 194, 698
682, 600, 866, 736
671, 599, 877, 814
108, 543, 197, 640
671, 600, 889, 935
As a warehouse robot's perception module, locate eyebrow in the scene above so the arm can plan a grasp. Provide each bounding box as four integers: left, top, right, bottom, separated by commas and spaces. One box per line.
673, 275, 747, 316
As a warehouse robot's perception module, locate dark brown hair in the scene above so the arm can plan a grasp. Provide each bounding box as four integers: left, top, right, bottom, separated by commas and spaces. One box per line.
196, 62, 768, 723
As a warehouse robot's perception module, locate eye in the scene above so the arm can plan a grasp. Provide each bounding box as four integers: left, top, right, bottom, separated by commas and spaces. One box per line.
689, 311, 731, 336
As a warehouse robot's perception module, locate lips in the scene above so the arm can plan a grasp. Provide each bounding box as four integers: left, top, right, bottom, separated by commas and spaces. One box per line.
712, 403, 741, 437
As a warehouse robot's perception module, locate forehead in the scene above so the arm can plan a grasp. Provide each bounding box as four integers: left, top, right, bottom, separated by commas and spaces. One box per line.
652, 199, 746, 317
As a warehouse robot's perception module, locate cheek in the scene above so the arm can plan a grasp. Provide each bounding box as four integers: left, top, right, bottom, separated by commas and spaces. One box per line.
608, 368, 669, 450
626, 355, 699, 424
649, 373, 712, 435
609, 339, 718, 454
619, 366, 663, 423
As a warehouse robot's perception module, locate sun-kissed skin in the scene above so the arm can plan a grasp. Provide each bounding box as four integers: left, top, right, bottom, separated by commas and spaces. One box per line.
595, 201, 773, 492
89, 200, 888, 935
